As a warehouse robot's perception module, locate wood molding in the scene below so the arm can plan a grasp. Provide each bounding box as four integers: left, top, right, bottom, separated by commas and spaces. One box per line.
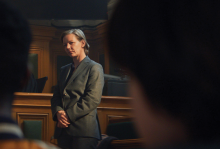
13, 104, 51, 108
16, 113, 49, 142
51, 51, 69, 87
31, 25, 57, 38
14, 92, 53, 97
13, 93, 134, 141
111, 139, 144, 149
29, 48, 43, 79
107, 115, 133, 124
102, 96, 132, 100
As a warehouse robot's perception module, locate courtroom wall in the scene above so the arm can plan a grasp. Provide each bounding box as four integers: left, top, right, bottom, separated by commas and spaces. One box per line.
30, 23, 107, 93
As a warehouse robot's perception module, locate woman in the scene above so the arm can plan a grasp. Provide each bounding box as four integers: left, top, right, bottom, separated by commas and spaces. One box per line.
51, 29, 104, 149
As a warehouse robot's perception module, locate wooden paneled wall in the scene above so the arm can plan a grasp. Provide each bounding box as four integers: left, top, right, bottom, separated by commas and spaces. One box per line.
30, 25, 56, 93
30, 23, 108, 93
12, 93, 133, 143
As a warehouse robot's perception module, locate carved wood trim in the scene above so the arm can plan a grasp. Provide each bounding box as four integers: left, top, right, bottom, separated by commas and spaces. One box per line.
51, 51, 69, 87
29, 48, 43, 78
13, 104, 51, 108
16, 113, 49, 142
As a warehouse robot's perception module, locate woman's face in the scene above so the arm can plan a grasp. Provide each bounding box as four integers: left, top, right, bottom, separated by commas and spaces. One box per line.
62, 34, 85, 58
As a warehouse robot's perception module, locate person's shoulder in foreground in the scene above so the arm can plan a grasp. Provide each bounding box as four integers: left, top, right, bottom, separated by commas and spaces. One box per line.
0, 0, 59, 148
107, 0, 220, 148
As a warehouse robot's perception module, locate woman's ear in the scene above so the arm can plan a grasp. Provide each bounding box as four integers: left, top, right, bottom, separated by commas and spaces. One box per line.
81, 40, 86, 48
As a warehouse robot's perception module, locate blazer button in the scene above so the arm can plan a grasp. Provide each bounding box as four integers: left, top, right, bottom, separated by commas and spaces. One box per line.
64, 93, 67, 96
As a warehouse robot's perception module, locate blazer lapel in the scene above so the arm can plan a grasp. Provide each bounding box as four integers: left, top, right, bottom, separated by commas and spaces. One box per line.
65, 56, 91, 88
60, 64, 72, 91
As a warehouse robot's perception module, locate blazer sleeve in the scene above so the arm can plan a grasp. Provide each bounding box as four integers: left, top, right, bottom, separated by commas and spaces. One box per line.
66, 64, 104, 123
51, 79, 64, 121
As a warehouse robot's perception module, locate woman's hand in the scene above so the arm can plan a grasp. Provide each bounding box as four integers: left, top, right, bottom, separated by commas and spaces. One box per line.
57, 110, 70, 128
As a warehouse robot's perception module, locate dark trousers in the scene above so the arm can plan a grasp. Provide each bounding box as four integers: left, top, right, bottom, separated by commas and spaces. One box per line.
57, 130, 98, 149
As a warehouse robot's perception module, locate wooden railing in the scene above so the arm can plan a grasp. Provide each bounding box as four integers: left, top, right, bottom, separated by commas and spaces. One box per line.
12, 92, 134, 143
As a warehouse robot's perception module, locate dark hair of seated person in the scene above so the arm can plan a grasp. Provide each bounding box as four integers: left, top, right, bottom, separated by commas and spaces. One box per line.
108, 0, 220, 143
0, 0, 32, 100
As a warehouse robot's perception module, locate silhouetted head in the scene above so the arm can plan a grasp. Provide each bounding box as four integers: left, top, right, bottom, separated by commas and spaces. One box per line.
0, 0, 31, 99
108, 0, 220, 147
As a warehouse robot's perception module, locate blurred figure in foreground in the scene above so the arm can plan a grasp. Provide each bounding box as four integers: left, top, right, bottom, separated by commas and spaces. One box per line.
108, 0, 220, 148
0, 0, 58, 148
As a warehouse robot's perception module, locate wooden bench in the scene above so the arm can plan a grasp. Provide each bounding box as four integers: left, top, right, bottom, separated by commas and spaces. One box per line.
100, 117, 144, 149
111, 138, 144, 149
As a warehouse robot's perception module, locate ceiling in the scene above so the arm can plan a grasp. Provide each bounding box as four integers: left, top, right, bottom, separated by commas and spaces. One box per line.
24, 0, 119, 29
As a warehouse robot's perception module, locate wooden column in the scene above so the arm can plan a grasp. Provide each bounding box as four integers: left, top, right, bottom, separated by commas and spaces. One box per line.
30, 25, 57, 93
